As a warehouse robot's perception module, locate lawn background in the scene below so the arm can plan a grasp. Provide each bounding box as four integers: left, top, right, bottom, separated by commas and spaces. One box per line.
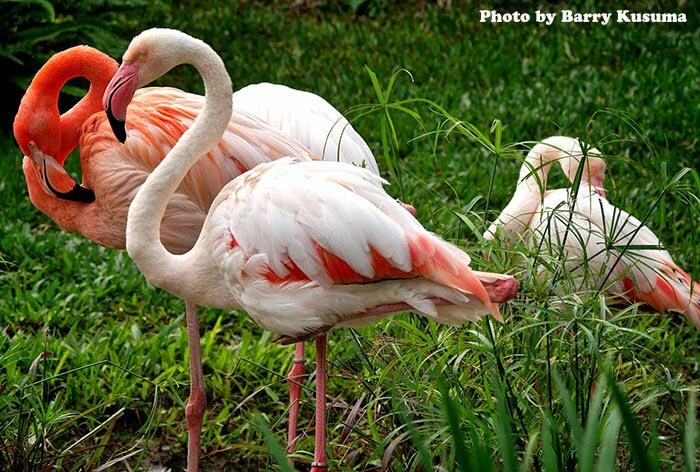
0, 1, 698, 470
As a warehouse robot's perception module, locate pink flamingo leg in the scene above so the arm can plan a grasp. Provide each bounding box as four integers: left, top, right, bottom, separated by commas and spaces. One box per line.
311, 334, 328, 471
287, 341, 306, 452
185, 303, 206, 472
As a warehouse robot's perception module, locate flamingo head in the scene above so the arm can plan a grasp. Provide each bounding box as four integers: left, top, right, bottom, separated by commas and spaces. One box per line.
13, 99, 62, 164
560, 147, 607, 198
14, 127, 91, 204
104, 28, 198, 143
22, 143, 95, 203
102, 58, 139, 144
586, 154, 607, 198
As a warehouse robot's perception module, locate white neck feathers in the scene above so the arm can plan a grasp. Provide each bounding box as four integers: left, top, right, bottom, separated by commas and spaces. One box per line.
125, 32, 233, 302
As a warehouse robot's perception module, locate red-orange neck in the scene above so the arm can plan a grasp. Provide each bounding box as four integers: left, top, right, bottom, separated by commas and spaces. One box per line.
18, 46, 118, 164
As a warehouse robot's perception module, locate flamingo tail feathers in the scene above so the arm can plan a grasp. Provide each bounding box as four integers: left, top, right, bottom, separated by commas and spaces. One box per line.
408, 233, 518, 321
625, 263, 700, 330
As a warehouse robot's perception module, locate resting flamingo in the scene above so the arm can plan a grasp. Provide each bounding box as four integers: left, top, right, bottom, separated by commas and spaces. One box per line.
485, 136, 700, 329
13, 45, 384, 469
103, 28, 518, 471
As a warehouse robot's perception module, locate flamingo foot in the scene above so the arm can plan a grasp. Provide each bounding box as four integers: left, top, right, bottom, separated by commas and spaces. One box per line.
185, 303, 206, 472
479, 275, 519, 303
310, 334, 328, 471
400, 201, 417, 218
287, 342, 306, 453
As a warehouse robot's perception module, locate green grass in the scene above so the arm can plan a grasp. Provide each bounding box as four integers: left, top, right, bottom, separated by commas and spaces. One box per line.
1, 2, 699, 470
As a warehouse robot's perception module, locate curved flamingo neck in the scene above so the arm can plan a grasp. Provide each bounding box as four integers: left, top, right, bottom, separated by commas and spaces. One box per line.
23, 46, 118, 164
125, 32, 233, 304
517, 143, 558, 195
486, 138, 581, 238
516, 137, 591, 195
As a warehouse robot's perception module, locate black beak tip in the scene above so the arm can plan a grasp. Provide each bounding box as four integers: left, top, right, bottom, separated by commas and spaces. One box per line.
106, 105, 127, 144
69, 184, 96, 204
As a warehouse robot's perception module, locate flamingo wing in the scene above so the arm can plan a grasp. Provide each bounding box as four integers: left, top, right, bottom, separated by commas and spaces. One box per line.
81, 87, 316, 212
536, 188, 699, 329
210, 158, 502, 319
233, 83, 379, 175
578, 191, 700, 328
75, 87, 316, 253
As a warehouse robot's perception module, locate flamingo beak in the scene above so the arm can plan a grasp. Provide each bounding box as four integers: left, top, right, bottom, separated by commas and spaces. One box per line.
103, 60, 140, 144
591, 178, 606, 198
27, 141, 95, 203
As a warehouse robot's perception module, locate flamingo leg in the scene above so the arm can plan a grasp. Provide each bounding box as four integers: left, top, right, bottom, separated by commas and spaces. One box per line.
185, 303, 206, 472
311, 334, 328, 471
287, 341, 306, 453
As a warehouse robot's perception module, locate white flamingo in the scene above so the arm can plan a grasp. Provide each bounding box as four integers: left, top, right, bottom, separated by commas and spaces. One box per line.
485, 136, 699, 329
98, 45, 405, 461
101, 52, 419, 462
103, 28, 518, 471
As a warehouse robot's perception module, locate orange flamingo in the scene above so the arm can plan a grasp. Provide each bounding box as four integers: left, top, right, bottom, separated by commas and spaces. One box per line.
14, 46, 319, 251
14, 45, 380, 470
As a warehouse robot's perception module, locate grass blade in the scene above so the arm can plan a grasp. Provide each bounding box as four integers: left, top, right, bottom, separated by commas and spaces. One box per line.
492, 372, 518, 472
252, 415, 294, 472
596, 407, 622, 472
438, 379, 470, 472
684, 392, 697, 472
541, 413, 561, 472
606, 372, 660, 472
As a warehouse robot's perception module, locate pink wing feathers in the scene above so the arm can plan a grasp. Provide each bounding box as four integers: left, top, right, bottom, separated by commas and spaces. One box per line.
73, 87, 317, 253
81, 87, 315, 211
622, 262, 700, 329
573, 189, 700, 329
212, 158, 510, 318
